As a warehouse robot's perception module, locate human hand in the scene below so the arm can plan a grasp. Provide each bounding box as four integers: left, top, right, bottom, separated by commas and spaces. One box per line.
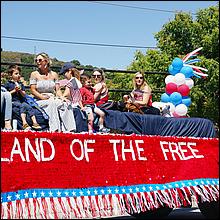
59, 96, 68, 102
41, 94, 50, 100
125, 99, 132, 104
15, 85, 21, 91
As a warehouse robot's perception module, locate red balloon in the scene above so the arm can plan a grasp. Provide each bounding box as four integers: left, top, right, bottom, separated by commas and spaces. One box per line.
165, 82, 177, 94
177, 84, 190, 96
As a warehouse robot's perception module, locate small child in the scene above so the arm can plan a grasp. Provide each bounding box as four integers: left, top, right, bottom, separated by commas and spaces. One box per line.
4, 65, 41, 130
59, 64, 83, 107
80, 74, 109, 134
58, 63, 83, 132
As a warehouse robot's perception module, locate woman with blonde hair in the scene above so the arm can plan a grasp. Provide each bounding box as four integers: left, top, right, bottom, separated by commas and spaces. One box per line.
29, 53, 76, 132
123, 71, 160, 115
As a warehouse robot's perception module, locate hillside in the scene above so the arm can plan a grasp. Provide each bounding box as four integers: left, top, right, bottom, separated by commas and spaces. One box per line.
1, 50, 64, 66
1, 50, 96, 82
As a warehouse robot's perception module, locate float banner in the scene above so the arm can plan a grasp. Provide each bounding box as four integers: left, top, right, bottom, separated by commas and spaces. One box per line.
1, 131, 219, 219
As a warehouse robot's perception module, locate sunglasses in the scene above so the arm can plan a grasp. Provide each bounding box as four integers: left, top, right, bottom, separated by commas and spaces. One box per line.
92, 75, 101, 78
136, 76, 143, 79
35, 59, 44, 63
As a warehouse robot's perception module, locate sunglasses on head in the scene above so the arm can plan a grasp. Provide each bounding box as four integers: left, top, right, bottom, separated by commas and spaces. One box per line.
136, 76, 143, 79
92, 75, 101, 78
35, 58, 44, 63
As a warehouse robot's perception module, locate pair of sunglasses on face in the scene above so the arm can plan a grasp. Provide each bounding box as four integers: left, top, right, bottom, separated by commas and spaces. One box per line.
35, 59, 44, 63
92, 74, 101, 79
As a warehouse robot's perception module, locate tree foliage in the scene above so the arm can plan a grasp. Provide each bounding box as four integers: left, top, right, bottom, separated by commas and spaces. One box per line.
1, 4, 218, 126
127, 4, 219, 126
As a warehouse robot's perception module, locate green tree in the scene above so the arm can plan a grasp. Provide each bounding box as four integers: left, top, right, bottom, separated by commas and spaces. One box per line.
127, 4, 219, 126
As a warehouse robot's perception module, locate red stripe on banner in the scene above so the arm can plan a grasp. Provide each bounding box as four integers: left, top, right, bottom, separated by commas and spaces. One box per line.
1, 131, 219, 192
25, 198, 31, 219
50, 197, 58, 219
7, 202, 11, 219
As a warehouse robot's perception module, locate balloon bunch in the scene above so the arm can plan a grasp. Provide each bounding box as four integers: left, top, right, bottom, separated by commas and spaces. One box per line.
152, 47, 208, 117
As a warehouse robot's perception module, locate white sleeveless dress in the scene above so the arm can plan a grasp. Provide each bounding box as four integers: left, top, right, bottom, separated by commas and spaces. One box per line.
30, 79, 76, 132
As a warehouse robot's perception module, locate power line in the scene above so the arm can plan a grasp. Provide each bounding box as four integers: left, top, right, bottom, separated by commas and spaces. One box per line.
1, 61, 168, 76
1, 36, 158, 49
87, 1, 196, 15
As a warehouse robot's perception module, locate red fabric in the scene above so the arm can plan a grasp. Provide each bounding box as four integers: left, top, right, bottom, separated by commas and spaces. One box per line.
1, 131, 219, 193
148, 95, 153, 106
95, 94, 109, 106
132, 89, 152, 107
80, 87, 95, 106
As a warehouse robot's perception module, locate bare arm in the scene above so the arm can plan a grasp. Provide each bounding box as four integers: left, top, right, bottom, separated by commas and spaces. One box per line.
93, 82, 108, 102
55, 83, 63, 97
93, 83, 103, 102
78, 100, 84, 109
60, 87, 70, 101
53, 72, 62, 97
29, 71, 48, 100
18, 89, 26, 97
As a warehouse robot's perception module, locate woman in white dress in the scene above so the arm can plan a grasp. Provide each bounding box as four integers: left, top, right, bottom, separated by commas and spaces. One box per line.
29, 52, 76, 132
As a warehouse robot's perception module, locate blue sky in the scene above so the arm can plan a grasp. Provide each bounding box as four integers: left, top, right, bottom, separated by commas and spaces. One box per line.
1, 1, 218, 70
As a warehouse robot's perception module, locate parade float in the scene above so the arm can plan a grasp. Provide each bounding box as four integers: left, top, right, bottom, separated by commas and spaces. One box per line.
1, 48, 219, 219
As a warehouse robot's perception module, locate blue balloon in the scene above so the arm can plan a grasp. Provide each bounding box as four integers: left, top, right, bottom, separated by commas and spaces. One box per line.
170, 92, 182, 106
172, 58, 183, 70
180, 66, 193, 78
168, 65, 179, 75
161, 93, 170, 103
182, 97, 192, 107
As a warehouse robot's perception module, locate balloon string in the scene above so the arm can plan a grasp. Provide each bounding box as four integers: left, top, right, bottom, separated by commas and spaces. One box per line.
184, 64, 208, 72
193, 71, 208, 77
182, 47, 203, 62
184, 59, 201, 64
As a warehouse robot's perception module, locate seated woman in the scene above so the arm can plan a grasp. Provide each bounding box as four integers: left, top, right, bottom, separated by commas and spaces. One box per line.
123, 71, 160, 115
92, 69, 109, 107
30, 52, 75, 132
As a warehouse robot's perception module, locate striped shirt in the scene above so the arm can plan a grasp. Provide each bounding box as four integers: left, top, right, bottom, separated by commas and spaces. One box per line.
66, 78, 82, 104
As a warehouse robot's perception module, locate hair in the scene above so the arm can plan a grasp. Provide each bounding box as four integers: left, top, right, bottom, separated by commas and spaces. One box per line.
68, 68, 81, 81
80, 74, 90, 86
35, 52, 52, 67
93, 68, 105, 81
1, 72, 9, 83
132, 71, 150, 90
7, 65, 21, 76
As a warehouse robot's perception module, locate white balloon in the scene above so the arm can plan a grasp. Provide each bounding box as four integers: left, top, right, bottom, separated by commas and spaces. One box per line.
174, 73, 186, 85
185, 78, 194, 89
165, 75, 175, 84
152, 101, 166, 110
175, 104, 188, 116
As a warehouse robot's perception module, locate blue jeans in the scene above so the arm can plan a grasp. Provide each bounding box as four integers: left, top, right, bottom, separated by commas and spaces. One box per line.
1, 90, 12, 121
12, 101, 36, 117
